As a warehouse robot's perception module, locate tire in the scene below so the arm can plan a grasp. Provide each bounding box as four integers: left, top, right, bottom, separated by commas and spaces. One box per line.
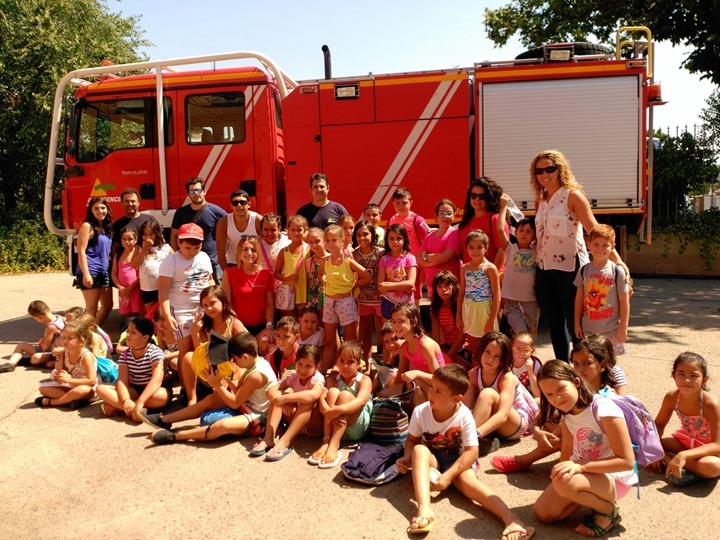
515, 42, 612, 60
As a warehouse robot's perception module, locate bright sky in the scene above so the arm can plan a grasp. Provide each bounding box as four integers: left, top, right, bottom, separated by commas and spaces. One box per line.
109, 0, 714, 133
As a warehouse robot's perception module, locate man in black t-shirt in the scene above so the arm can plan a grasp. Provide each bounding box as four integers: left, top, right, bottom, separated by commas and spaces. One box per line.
296, 173, 348, 229
111, 187, 158, 257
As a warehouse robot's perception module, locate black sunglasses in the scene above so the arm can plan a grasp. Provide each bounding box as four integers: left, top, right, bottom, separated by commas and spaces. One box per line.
231, 199, 249, 207
534, 165, 558, 175
470, 193, 488, 200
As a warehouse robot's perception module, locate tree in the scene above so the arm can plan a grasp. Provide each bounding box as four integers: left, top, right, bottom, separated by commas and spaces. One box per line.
0, 0, 149, 223
484, 1, 720, 85
699, 88, 720, 155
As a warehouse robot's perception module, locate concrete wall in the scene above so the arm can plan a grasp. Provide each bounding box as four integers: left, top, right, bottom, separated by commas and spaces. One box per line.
626, 233, 720, 276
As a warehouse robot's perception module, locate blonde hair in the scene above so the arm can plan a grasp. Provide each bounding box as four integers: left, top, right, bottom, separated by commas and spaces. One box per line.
530, 149, 583, 199
588, 224, 615, 244
237, 236, 263, 268
64, 319, 93, 349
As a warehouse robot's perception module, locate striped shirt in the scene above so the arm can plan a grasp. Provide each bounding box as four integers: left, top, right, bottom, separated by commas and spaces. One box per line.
119, 343, 169, 386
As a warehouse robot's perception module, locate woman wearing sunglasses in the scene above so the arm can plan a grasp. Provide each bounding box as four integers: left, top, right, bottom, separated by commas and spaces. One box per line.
531, 149, 628, 362
457, 177, 509, 270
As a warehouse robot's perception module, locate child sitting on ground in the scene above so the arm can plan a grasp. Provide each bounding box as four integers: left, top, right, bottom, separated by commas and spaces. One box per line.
396, 364, 534, 538
510, 332, 542, 399
297, 306, 325, 348
267, 316, 301, 378
430, 271, 471, 369
154, 308, 179, 372
371, 322, 402, 395
250, 345, 325, 461
1, 300, 64, 372
309, 341, 373, 469
144, 332, 277, 445
96, 317, 172, 419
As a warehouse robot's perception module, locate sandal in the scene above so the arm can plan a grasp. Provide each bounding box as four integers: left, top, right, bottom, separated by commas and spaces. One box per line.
577, 504, 621, 537
501, 525, 535, 540
249, 439, 272, 457
407, 515, 436, 534
34, 396, 52, 407
101, 403, 121, 417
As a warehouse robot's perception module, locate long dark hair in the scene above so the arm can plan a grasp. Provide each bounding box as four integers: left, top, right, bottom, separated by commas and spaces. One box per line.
384, 223, 410, 254
200, 286, 237, 334
476, 331, 513, 372
84, 197, 113, 237
536, 360, 596, 426
458, 177, 503, 230
572, 334, 617, 389
139, 219, 165, 248
430, 270, 459, 317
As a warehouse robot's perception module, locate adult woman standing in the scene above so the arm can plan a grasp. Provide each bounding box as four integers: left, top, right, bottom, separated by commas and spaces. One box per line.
457, 177, 508, 269
531, 149, 628, 361
75, 197, 114, 325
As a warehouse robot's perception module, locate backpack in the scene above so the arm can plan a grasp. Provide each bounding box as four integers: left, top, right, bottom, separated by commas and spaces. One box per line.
95, 356, 118, 384
591, 392, 664, 498
369, 383, 415, 446
341, 442, 404, 486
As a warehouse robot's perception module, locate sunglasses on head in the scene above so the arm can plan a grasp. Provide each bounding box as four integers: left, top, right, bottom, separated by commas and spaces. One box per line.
534, 165, 558, 175
231, 199, 249, 207
470, 193, 488, 200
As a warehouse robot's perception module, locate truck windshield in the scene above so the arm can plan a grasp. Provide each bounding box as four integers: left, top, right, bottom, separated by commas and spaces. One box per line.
75, 98, 173, 162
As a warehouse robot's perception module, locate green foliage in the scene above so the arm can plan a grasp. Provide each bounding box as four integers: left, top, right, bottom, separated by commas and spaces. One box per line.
0, 0, 149, 224
0, 217, 67, 273
700, 89, 720, 155
659, 208, 720, 271
484, 2, 720, 84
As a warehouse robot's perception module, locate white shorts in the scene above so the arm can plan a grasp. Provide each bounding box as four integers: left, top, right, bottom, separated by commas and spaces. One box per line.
323, 296, 358, 326
171, 308, 196, 340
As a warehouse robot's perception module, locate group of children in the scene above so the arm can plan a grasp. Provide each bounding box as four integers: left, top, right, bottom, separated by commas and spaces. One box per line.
2, 183, 718, 539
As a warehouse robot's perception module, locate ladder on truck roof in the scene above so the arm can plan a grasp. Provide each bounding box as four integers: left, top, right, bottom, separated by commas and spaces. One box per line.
44, 51, 296, 236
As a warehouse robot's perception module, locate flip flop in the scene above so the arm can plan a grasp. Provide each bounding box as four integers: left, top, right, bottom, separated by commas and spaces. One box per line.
249, 440, 271, 457
501, 525, 535, 540
318, 451, 343, 469
407, 515, 436, 534
307, 451, 325, 465
265, 447, 293, 462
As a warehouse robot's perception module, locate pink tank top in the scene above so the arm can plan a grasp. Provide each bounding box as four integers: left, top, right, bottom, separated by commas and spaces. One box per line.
402, 334, 445, 373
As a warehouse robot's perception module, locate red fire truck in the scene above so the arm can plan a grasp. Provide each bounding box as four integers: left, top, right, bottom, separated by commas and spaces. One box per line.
45, 27, 661, 247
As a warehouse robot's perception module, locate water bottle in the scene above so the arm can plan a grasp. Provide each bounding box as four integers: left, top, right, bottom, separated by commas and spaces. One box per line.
505, 198, 525, 221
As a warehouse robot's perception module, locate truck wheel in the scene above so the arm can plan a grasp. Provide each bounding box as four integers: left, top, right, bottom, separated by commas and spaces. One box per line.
515, 42, 612, 60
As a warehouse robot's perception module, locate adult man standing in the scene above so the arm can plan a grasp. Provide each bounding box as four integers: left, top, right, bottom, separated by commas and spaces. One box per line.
112, 188, 157, 256
296, 173, 348, 229
170, 177, 227, 282
215, 189, 263, 269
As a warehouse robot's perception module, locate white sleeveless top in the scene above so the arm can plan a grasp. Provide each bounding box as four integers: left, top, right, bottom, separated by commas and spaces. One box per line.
226, 211, 260, 265
536, 187, 589, 272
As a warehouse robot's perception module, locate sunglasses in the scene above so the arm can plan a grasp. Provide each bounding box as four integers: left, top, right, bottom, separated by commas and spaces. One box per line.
231, 199, 249, 207
534, 165, 558, 175
437, 211, 455, 217
188, 188, 204, 195
470, 193, 488, 200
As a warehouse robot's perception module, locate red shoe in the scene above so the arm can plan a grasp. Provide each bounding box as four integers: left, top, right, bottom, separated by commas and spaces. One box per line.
491, 455, 529, 473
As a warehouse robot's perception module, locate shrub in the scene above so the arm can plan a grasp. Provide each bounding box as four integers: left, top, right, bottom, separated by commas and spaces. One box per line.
0, 218, 67, 273
660, 208, 720, 271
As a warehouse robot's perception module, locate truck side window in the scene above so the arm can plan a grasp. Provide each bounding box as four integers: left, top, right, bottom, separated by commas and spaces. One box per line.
76, 99, 151, 162
186, 92, 246, 144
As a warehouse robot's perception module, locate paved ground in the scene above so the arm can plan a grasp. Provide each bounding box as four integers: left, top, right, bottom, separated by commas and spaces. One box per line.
0, 273, 718, 539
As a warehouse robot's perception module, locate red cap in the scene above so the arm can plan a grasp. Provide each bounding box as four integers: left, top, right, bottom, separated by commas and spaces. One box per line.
177, 223, 204, 241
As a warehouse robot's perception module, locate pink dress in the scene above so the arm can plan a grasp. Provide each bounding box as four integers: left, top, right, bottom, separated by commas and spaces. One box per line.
118, 260, 143, 315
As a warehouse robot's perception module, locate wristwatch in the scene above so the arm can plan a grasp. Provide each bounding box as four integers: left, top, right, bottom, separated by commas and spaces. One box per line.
266, 322, 274, 329
421, 252, 428, 261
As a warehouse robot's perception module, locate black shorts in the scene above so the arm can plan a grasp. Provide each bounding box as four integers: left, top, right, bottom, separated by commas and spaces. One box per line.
130, 379, 174, 400
244, 322, 266, 337
141, 289, 159, 304
74, 271, 110, 290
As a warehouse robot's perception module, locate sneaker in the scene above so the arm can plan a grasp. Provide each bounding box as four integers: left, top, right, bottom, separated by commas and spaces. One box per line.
151, 429, 177, 445
667, 469, 702, 488
0, 362, 16, 373
138, 409, 172, 430
479, 437, 500, 457
491, 455, 529, 473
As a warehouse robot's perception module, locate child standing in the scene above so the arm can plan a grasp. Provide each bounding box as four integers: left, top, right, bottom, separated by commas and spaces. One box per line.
251, 345, 326, 462
378, 224, 417, 320
112, 226, 143, 318
1, 300, 64, 372
466, 332, 538, 444
533, 360, 636, 537
147, 332, 277, 445
352, 219, 384, 362
274, 215, 309, 316
388, 188, 430, 299
96, 317, 172, 419
457, 230, 500, 353
35, 320, 97, 408
498, 194, 539, 335
396, 364, 533, 538
304, 227, 327, 315
574, 224, 630, 355
132, 219, 173, 312
259, 212, 291, 274
320, 225, 370, 372
387, 304, 445, 404
309, 341, 373, 468
154, 308, 179, 372
362, 203, 385, 246
338, 214, 356, 255
650, 352, 720, 486
430, 271, 471, 369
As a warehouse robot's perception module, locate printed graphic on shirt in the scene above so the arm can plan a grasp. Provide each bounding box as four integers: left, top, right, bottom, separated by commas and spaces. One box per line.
575, 426, 604, 460
181, 262, 211, 294
421, 426, 462, 454
511, 250, 536, 273
583, 275, 614, 320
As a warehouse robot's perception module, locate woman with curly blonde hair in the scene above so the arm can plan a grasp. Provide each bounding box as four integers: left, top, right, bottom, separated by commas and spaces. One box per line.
531, 150, 628, 361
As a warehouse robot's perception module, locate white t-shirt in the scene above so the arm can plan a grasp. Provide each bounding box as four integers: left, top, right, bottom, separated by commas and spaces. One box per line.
563, 395, 637, 486
298, 328, 325, 347
259, 234, 291, 272
502, 243, 537, 302
158, 251, 213, 314
139, 244, 172, 292
409, 402, 478, 457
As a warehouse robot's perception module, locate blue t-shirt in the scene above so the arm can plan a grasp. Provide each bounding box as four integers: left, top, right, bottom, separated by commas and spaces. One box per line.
172, 203, 227, 264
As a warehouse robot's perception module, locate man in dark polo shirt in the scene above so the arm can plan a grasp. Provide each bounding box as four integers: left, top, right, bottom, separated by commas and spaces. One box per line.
111, 187, 158, 257
296, 173, 348, 229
